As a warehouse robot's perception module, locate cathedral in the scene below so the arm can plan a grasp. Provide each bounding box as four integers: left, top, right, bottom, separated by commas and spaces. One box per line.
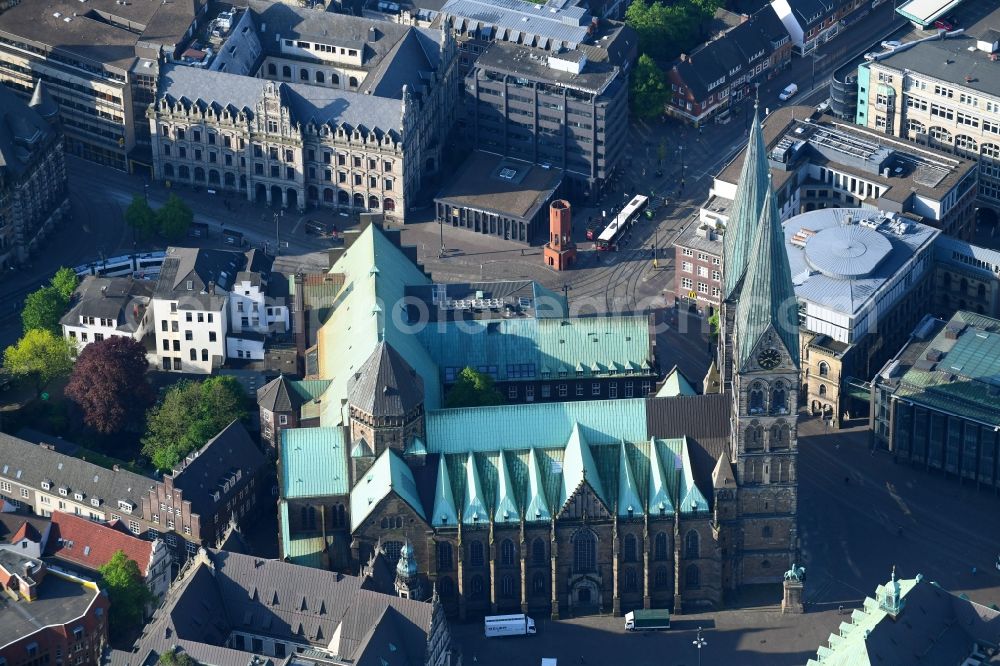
265, 108, 799, 618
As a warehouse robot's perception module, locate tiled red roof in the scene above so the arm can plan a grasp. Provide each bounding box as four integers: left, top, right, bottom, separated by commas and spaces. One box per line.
47, 512, 153, 574
11, 521, 41, 544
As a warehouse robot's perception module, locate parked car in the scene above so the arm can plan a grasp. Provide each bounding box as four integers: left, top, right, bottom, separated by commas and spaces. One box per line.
779, 83, 799, 101
933, 17, 954, 31
881, 40, 902, 49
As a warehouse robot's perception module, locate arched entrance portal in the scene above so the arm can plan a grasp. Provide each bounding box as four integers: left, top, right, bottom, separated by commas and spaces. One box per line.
271, 185, 283, 207
286, 188, 298, 210
255, 183, 267, 203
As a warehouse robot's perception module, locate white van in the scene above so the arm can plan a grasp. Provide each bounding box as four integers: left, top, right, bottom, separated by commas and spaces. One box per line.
779, 83, 799, 101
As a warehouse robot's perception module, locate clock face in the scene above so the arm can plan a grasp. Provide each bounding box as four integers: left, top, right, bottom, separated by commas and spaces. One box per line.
757, 348, 781, 370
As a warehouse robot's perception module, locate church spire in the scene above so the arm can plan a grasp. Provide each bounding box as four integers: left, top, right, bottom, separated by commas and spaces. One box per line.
722, 103, 770, 301
734, 177, 799, 370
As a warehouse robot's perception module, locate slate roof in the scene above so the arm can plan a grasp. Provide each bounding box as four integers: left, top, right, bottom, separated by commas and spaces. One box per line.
47, 511, 154, 574
168, 421, 266, 520
784, 0, 840, 29
0, 82, 58, 179
257, 377, 331, 414
59, 276, 154, 332
734, 184, 800, 369
280, 427, 349, 499
807, 572, 1000, 666
0, 433, 156, 515
347, 341, 425, 418
113, 548, 437, 666
153, 246, 248, 307
158, 64, 403, 134
722, 106, 769, 301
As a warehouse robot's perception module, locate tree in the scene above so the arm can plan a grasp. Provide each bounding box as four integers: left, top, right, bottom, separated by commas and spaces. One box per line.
21, 286, 68, 335
156, 193, 193, 241
50, 267, 79, 302
625, 0, 705, 60
65, 337, 154, 434
630, 54, 671, 120
98, 550, 153, 634
125, 195, 157, 239
3, 329, 73, 392
708, 311, 720, 341
444, 367, 505, 408
142, 376, 248, 471
158, 649, 197, 666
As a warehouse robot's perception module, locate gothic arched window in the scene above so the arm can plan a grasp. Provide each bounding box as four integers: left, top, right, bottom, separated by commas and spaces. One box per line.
819, 362, 830, 377
685, 530, 700, 559
749, 382, 765, 413
532, 571, 546, 594
624, 568, 638, 593
500, 539, 516, 567
437, 541, 453, 570
771, 382, 787, 414
573, 529, 597, 573
532, 538, 546, 565
623, 534, 638, 563
685, 564, 700, 589
469, 541, 484, 567
654, 532, 668, 561
654, 567, 669, 589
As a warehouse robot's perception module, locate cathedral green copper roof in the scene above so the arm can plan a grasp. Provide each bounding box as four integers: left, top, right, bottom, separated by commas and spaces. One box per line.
494, 450, 520, 524
281, 427, 348, 499
617, 441, 643, 516
349, 449, 425, 531
525, 448, 552, 521
462, 451, 489, 524
656, 366, 697, 397
647, 437, 675, 516
678, 438, 709, 513
431, 454, 458, 527
734, 183, 800, 369
723, 106, 770, 301
561, 423, 607, 509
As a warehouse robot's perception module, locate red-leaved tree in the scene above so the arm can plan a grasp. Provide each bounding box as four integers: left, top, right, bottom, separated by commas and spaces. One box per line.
65, 337, 154, 434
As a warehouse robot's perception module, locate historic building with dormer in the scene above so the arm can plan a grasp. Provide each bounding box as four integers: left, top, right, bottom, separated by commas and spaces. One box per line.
271, 118, 797, 617
148, 2, 460, 221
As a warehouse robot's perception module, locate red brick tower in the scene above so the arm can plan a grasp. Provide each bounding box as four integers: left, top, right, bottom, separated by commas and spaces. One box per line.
543, 199, 576, 270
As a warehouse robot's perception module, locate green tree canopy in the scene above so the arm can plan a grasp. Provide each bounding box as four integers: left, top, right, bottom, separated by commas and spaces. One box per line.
444, 367, 505, 408
50, 267, 79, 302
625, 0, 719, 61
125, 195, 158, 239
158, 649, 198, 666
630, 54, 671, 120
142, 376, 249, 471
3, 328, 73, 391
98, 550, 153, 635
21, 286, 68, 335
156, 193, 193, 241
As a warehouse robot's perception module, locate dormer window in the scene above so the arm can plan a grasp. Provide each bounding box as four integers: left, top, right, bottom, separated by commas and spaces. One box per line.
41, 481, 51, 491
117, 500, 134, 514
74, 492, 84, 501
90, 498, 101, 507
186, 280, 193, 291
58, 487, 69, 496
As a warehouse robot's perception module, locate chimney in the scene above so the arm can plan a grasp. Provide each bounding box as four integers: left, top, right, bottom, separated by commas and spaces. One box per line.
113, 464, 121, 471
368, 26, 377, 42
208, 280, 216, 294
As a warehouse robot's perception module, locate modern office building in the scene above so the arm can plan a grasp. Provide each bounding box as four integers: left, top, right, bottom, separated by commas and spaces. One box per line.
856, 30, 1000, 218
148, 2, 461, 221
871, 310, 1000, 491
463, 24, 632, 202
0, 0, 206, 172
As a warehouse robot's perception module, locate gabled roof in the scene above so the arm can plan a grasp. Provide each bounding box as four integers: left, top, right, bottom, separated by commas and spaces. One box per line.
647, 438, 674, 516
10, 520, 41, 544
257, 375, 295, 413
280, 427, 349, 499
461, 451, 489, 524
734, 182, 800, 369
678, 438, 709, 513
47, 511, 155, 574
350, 449, 426, 531
712, 451, 736, 490
0, 82, 57, 179
170, 421, 267, 519
430, 454, 459, 527
617, 441, 643, 516
561, 423, 607, 509
656, 366, 697, 397
58, 276, 153, 332
351, 438, 375, 459
347, 341, 425, 418
525, 448, 551, 521
28, 79, 59, 119
493, 450, 519, 523
723, 106, 770, 301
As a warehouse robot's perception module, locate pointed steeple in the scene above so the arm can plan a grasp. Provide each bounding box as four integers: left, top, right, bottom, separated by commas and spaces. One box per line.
431, 455, 458, 527
647, 438, 674, 516
29, 79, 59, 121
494, 450, 519, 523
617, 441, 643, 517
525, 449, 551, 521
561, 423, 606, 507
722, 104, 771, 301
734, 179, 800, 370
678, 438, 709, 513
462, 452, 488, 524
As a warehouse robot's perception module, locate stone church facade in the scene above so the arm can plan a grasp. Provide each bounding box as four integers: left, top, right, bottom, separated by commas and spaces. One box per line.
272, 122, 799, 616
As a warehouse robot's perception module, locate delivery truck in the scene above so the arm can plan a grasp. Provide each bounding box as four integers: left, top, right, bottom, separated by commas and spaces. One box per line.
484, 614, 536, 638
624, 609, 671, 631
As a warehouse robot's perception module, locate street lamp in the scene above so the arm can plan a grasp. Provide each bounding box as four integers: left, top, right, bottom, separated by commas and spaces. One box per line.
439, 215, 446, 258
273, 208, 284, 257
693, 626, 708, 666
